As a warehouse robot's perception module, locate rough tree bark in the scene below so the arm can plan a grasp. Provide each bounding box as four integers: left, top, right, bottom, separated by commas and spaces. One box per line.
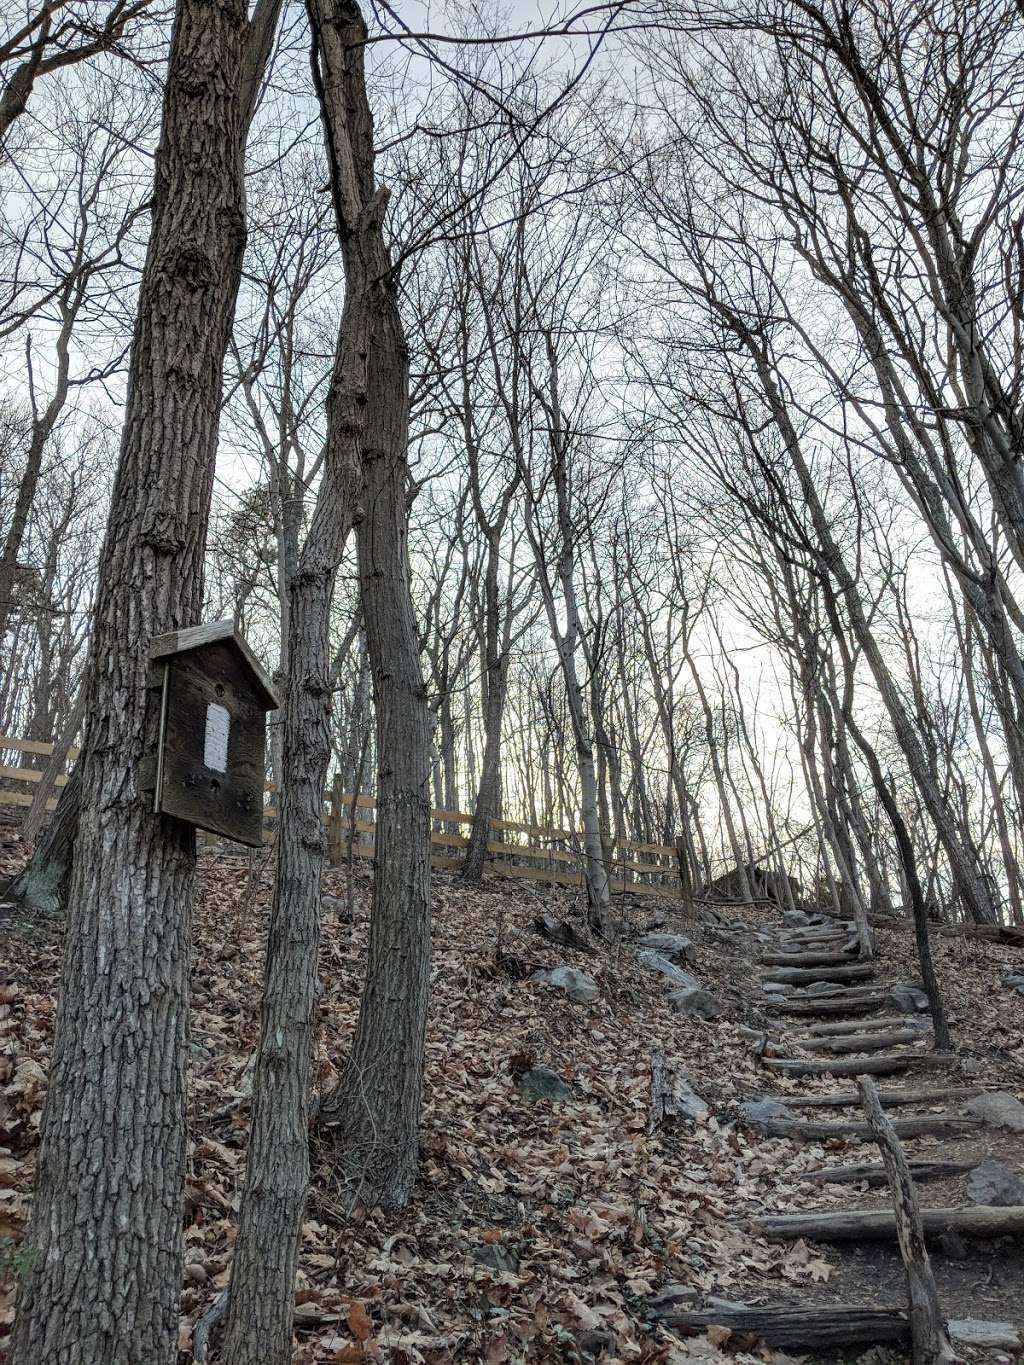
218, 1, 390, 1354
221, 314, 366, 1365
310, 0, 432, 1213
9, 0, 272, 1358
2, 0, 283, 921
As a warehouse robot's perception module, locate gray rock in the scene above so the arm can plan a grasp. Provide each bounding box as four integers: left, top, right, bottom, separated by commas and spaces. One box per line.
1003, 971, 1024, 997
646, 1283, 700, 1318
962, 1090, 1024, 1133
761, 981, 788, 995
667, 987, 724, 1020
887, 985, 930, 1013
471, 1244, 520, 1274
516, 1066, 574, 1103
737, 1098, 794, 1127
532, 965, 599, 1004
663, 1072, 709, 1121
636, 932, 696, 964
966, 1158, 1024, 1207
948, 1320, 1023, 1351
638, 950, 699, 990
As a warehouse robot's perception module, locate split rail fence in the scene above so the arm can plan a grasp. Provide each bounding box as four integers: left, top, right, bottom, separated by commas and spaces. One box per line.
0, 733, 683, 896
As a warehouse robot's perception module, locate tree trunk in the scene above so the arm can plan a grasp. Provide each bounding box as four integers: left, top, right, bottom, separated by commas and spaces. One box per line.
10, 0, 259, 1358
222, 315, 363, 1363
309, 0, 432, 1213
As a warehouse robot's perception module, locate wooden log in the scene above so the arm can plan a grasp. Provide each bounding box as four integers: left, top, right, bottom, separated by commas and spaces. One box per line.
768, 995, 888, 1017
790, 983, 901, 1002
760, 1052, 953, 1077
801, 1160, 978, 1186
858, 1076, 956, 1364
750, 1204, 1024, 1243
653, 1306, 911, 1350
805, 1015, 922, 1036
762, 950, 858, 967
790, 1086, 984, 1109
790, 1029, 925, 1055
745, 1114, 982, 1141
764, 962, 875, 985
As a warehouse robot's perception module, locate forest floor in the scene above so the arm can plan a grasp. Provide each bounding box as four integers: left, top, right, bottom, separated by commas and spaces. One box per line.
1, 833, 1023, 1364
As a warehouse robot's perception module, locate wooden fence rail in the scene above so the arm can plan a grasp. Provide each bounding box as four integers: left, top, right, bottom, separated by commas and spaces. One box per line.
0, 733, 682, 895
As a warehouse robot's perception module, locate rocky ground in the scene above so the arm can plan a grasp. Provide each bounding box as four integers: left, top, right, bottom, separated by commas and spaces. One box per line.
1, 835, 1023, 1363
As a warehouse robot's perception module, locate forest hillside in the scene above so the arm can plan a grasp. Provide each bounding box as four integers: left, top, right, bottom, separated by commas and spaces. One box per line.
3, 838, 1023, 1364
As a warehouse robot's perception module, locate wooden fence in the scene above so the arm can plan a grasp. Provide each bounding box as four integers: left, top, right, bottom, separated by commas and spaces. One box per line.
0, 733, 682, 895
325, 785, 682, 895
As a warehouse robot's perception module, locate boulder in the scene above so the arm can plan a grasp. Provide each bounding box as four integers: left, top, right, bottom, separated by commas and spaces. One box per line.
887, 985, 930, 1013
1003, 971, 1024, 998
638, 950, 699, 990
737, 1098, 794, 1127
761, 981, 788, 995
966, 1158, 1024, 1207
962, 1090, 1024, 1133
516, 1066, 574, 1103
782, 910, 812, 927
637, 932, 696, 964
667, 987, 724, 1020
532, 965, 599, 1004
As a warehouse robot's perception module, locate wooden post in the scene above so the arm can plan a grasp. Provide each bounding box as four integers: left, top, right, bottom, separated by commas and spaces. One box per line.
857, 1076, 958, 1364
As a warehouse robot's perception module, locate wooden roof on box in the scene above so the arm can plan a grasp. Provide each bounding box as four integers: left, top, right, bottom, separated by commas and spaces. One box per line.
148, 619, 280, 710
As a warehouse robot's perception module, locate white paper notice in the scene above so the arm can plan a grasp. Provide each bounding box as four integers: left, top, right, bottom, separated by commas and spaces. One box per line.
204, 702, 230, 772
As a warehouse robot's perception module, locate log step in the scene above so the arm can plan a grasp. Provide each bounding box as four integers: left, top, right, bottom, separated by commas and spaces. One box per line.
789, 983, 896, 1001
788, 1085, 984, 1109
764, 963, 875, 985
760, 1051, 953, 1077
788, 1029, 925, 1055
648, 1306, 1021, 1353
740, 1114, 982, 1141
804, 1015, 921, 1036
751, 1204, 1024, 1243
801, 1159, 979, 1186
762, 950, 859, 968
654, 1306, 910, 1350
768, 995, 888, 1017
784, 921, 855, 937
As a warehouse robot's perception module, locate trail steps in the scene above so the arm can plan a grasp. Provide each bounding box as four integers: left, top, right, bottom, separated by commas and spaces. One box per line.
721, 909, 1024, 1355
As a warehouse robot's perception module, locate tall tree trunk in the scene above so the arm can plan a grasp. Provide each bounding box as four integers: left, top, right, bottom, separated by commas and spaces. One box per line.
10, 0, 263, 1357
221, 311, 363, 1364
309, 0, 431, 1212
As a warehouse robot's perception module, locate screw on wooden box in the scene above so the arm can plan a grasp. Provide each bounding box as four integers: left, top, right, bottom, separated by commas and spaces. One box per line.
140, 620, 279, 847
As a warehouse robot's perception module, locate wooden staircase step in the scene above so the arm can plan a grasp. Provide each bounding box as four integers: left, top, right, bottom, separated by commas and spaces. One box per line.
767, 994, 889, 1016
762, 950, 859, 968
651, 1305, 911, 1351
750, 1204, 1024, 1243
787, 1029, 925, 1055
760, 1051, 953, 1077
804, 1015, 920, 1036
800, 1158, 979, 1186
764, 962, 875, 986
788, 1085, 983, 1109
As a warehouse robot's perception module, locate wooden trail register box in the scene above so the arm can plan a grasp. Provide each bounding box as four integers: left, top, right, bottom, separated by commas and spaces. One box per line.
142, 620, 280, 847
